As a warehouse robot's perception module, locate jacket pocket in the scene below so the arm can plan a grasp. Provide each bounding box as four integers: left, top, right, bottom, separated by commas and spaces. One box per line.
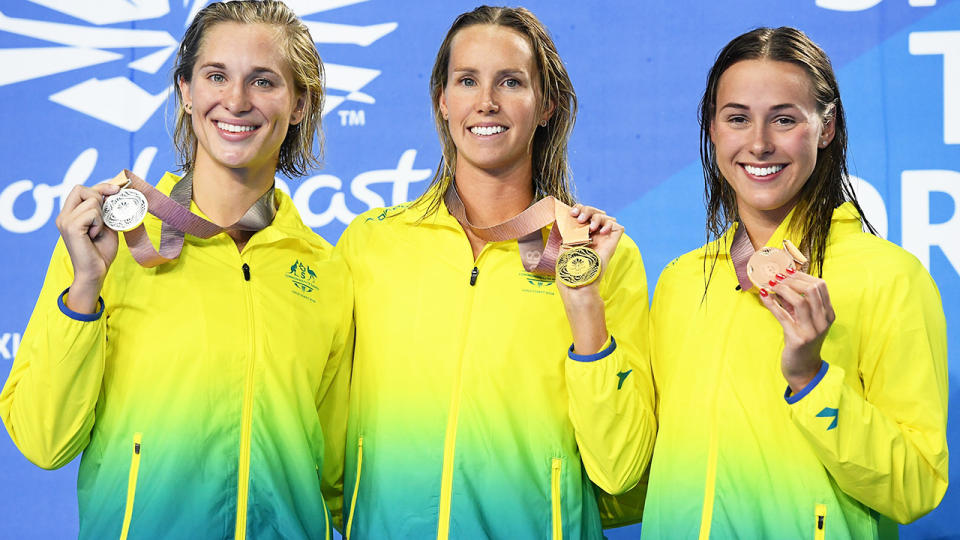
813, 503, 827, 540
551, 458, 563, 540
119, 433, 143, 540
345, 437, 363, 540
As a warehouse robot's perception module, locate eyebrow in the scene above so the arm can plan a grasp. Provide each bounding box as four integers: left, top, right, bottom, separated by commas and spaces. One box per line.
450, 67, 528, 77
719, 102, 799, 112
197, 62, 281, 77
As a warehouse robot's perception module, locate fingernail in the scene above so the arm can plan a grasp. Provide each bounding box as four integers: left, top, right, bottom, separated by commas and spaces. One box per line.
785, 267, 795, 274
759, 288, 769, 297
768, 280, 777, 287
775, 273, 786, 280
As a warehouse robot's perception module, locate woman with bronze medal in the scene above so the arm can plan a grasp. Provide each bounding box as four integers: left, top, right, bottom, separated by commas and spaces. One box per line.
639, 28, 948, 538
336, 6, 656, 539
0, 2, 352, 539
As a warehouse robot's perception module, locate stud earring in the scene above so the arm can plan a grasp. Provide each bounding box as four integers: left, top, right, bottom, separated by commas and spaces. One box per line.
540, 120, 547, 127
184, 103, 192, 114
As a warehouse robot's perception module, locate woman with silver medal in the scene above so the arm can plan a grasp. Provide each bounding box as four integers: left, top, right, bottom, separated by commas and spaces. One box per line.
0, 2, 353, 539
336, 6, 656, 539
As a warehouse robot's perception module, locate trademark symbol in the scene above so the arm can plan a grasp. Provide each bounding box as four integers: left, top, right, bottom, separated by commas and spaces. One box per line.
338, 109, 366, 126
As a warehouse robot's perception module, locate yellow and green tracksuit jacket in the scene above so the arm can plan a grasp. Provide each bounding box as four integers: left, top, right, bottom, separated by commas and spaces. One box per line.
643, 202, 949, 539
0, 172, 354, 540
335, 198, 656, 540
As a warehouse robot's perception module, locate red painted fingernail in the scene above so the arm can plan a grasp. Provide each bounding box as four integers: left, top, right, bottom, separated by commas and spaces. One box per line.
785, 267, 795, 274
776, 273, 786, 280
759, 288, 769, 297
768, 280, 777, 287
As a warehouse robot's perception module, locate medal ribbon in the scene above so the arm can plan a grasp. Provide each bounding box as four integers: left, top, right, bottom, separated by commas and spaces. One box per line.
442, 181, 590, 275
106, 169, 276, 268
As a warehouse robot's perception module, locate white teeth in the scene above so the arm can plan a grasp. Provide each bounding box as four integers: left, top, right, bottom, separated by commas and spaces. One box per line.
217, 121, 257, 133
470, 125, 505, 136
744, 164, 784, 177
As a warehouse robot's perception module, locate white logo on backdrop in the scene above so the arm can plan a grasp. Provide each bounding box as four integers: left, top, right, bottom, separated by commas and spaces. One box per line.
0, 0, 428, 234
0, 0, 396, 130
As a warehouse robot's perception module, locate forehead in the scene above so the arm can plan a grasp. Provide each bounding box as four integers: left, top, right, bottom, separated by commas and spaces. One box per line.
716, 59, 816, 109
196, 22, 288, 68
448, 24, 536, 72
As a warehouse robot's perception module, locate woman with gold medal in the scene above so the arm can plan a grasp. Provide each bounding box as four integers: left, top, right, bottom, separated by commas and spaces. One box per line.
336, 6, 655, 539
1, 2, 352, 538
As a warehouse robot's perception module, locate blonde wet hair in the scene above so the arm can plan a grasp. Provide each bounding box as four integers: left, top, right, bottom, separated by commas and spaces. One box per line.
172, 0, 324, 177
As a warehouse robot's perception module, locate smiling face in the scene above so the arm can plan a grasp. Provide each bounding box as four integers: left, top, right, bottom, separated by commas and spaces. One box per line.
438, 24, 550, 180
710, 59, 834, 226
178, 22, 305, 176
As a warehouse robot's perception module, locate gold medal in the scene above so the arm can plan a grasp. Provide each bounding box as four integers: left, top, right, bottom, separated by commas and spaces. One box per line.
556, 246, 601, 288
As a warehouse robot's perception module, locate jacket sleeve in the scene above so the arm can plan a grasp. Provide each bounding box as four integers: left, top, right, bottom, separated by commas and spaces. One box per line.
0, 239, 106, 470
786, 260, 949, 523
315, 254, 355, 533
564, 235, 657, 496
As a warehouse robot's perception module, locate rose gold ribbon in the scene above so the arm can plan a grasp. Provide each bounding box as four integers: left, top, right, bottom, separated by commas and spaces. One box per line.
443, 182, 589, 275
106, 169, 275, 268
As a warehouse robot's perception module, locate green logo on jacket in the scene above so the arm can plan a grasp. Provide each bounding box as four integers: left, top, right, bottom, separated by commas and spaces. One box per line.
287, 260, 318, 302
520, 272, 555, 295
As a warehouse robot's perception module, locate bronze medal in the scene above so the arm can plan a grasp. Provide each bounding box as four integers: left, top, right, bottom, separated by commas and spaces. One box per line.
746, 240, 809, 292
556, 246, 601, 288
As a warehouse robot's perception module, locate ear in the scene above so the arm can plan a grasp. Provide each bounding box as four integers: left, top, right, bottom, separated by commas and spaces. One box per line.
709, 119, 717, 146
540, 98, 556, 125
177, 75, 192, 111
819, 106, 836, 148
290, 92, 307, 125
438, 88, 449, 121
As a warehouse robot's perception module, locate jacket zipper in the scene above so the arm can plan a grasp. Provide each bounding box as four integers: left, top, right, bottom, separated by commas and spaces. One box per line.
235, 260, 256, 540
119, 432, 143, 540
317, 464, 331, 540
814, 504, 827, 540
551, 458, 563, 540
345, 437, 364, 540
437, 261, 482, 540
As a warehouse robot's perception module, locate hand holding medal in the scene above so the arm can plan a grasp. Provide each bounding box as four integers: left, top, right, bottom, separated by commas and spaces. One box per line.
557, 204, 623, 289
748, 239, 836, 392
55, 180, 123, 313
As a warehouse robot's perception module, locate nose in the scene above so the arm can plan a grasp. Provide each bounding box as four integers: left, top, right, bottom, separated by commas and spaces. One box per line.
223, 80, 251, 113
750, 124, 774, 157
477, 85, 499, 114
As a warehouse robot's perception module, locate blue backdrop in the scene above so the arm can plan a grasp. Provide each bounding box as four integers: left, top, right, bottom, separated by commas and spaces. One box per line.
0, 1, 957, 538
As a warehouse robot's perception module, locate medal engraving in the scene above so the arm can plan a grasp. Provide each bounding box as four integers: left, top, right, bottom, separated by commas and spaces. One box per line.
746, 243, 808, 293
556, 246, 601, 288
103, 189, 148, 232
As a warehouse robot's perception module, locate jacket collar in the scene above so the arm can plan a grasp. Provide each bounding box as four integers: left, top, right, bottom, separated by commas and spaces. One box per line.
711, 202, 862, 288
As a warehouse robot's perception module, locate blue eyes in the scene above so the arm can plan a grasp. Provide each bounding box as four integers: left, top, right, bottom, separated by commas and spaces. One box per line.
206, 74, 274, 88
457, 77, 522, 88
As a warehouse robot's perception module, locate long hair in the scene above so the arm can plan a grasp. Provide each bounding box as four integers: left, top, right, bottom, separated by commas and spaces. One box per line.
417, 5, 578, 215
699, 27, 875, 281
172, 0, 324, 177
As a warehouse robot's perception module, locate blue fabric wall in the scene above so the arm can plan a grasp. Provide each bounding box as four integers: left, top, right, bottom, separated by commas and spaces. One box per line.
0, 1, 957, 538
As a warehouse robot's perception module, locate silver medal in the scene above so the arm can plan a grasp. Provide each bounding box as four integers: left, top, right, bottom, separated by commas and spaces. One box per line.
102, 189, 148, 232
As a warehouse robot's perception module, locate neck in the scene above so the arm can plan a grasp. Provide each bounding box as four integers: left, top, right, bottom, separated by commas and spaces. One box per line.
191, 153, 276, 227
737, 202, 794, 250
454, 160, 535, 227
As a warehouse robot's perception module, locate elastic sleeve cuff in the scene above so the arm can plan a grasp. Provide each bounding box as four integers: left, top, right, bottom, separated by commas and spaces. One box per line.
568, 335, 617, 362
784, 361, 829, 404
58, 288, 104, 322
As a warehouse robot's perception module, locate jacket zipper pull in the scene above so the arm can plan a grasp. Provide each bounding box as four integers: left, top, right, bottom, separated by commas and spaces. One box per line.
242, 263, 251, 281
469, 266, 479, 286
